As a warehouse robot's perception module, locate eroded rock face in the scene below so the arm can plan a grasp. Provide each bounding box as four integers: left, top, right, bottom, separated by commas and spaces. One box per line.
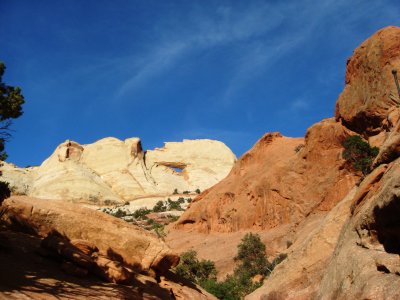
0, 224, 216, 300
335, 26, 400, 136
316, 159, 400, 299
246, 186, 358, 300
0, 162, 36, 196
168, 26, 400, 298
174, 120, 358, 233
244, 26, 400, 299
2, 196, 178, 273
1, 137, 236, 205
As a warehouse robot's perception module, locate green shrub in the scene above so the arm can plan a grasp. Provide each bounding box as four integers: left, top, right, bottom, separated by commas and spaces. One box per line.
174, 233, 287, 299
175, 250, 217, 283
173, 188, 178, 194
113, 209, 126, 218
166, 214, 179, 222
167, 198, 184, 211
342, 135, 379, 175
147, 219, 165, 238
133, 207, 151, 220
201, 276, 241, 300
153, 200, 167, 212
234, 233, 271, 277
195, 188, 201, 194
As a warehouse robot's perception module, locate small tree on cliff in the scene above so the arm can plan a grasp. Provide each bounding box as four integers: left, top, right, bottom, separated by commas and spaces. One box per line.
0, 62, 25, 204
342, 135, 379, 175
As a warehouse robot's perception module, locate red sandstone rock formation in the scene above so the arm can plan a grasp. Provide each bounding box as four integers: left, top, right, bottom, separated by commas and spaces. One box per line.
167, 26, 400, 298
336, 26, 400, 136
174, 119, 358, 234
1, 196, 216, 299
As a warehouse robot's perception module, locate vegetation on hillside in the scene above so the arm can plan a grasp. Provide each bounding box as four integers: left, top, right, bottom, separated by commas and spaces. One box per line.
342, 135, 379, 175
102, 197, 191, 238
175, 233, 287, 299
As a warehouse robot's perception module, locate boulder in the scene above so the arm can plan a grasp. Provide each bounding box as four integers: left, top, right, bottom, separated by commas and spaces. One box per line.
335, 26, 400, 137
0, 226, 216, 299
2, 196, 178, 273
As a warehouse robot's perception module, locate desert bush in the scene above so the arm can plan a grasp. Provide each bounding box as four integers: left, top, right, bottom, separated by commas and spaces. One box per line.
175, 250, 217, 283
133, 207, 151, 220
234, 233, 271, 277
166, 214, 179, 222
153, 200, 167, 212
175, 233, 287, 299
342, 135, 379, 175
294, 144, 305, 153
113, 209, 126, 218
167, 198, 184, 211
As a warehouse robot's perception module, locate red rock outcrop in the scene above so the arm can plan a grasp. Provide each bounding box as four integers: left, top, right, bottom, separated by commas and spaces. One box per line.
174, 119, 358, 234
1, 196, 216, 299
316, 159, 400, 299
335, 26, 400, 136
2, 196, 176, 273
166, 26, 400, 298
0, 228, 216, 300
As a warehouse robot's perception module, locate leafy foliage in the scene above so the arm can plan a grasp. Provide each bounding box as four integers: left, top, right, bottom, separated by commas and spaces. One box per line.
175, 233, 287, 299
234, 233, 271, 277
133, 207, 151, 220
0, 62, 25, 204
153, 200, 167, 212
342, 135, 379, 175
175, 250, 217, 284
167, 198, 184, 211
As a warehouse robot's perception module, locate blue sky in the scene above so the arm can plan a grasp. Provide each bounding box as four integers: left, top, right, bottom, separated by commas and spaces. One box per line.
1, 1, 399, 167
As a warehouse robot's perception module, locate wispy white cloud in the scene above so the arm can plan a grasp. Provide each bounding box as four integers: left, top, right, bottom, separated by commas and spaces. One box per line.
290, 98, 309, 111
112, 2, 286, 99
115, 42, 188, 97
110, 0, 400, 104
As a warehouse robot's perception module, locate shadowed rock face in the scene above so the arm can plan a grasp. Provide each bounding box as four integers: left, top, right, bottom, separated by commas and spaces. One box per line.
2, 196, 177, 272
1, 137, 236, 205
0, 196, 217, 299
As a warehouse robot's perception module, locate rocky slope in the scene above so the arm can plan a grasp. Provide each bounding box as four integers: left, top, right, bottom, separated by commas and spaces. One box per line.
173, 119, 358, 233
0, 196, 216, 299
167, 26, 400, 297
1, 138, 236, 205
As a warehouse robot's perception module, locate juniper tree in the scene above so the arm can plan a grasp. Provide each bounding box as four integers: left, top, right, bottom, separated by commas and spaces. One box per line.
0, 62, 25, 203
